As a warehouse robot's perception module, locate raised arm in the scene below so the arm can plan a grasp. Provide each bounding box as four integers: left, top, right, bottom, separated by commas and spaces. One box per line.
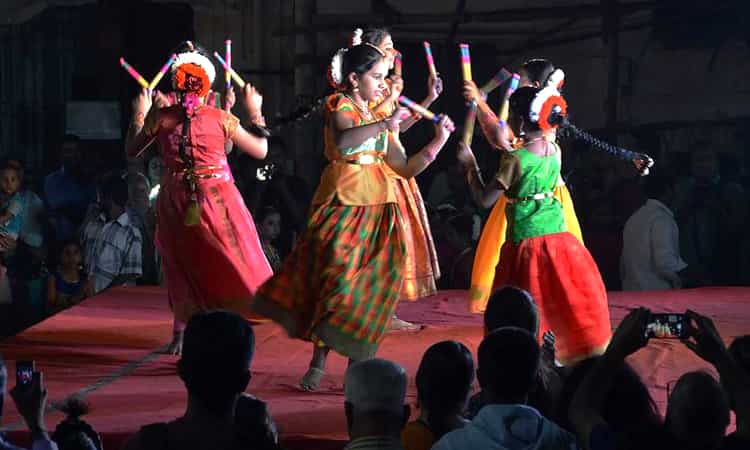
400, 74, 443, 133
463, 81, 512, 151
125, 88, 161, 159
385, 112, 453, 179
684, 310, 750, 440
456, 142, 505, 209
569, 307, 650, 450
231, 84, 268, 160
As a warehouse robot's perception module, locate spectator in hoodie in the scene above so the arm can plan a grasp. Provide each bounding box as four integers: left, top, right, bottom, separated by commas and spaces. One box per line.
432, 327, 576, 450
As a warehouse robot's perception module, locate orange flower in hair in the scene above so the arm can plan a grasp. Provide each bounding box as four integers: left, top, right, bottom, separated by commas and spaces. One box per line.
538, 94, 567, 132
174, 63, 211, 97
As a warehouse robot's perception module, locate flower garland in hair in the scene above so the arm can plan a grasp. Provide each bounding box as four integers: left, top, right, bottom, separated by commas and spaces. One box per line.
327, 47, 348, 89
171, 51, 216, 97
529, 86, 568, 132
174, 63, 211, 98
546, 68, 565, 91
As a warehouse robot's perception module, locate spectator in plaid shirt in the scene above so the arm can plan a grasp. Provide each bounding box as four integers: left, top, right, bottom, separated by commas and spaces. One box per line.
81, 174, 142, 294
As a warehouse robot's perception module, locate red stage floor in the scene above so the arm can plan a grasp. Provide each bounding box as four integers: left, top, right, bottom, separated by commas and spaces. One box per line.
0, 286, 747, 449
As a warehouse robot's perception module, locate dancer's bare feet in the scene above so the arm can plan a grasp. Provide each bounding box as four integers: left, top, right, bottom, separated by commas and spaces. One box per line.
300, 367, 325, 391
300, 344, 329, 391
164, 331, 184, 355
389, 315, 422, 332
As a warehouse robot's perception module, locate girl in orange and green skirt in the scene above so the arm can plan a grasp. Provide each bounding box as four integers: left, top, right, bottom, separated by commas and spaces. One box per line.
456, 85, 611, 365
251, 43, 454, 390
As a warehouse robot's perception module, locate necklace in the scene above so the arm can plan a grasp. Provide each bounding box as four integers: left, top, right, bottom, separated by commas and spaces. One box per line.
343, 94, 373, 122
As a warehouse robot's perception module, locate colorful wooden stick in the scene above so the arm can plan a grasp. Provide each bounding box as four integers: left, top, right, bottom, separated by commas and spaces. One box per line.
225, 39, 232, 90
393, 51, 403, 77
213, 51, 246, 88
498, 73, 521, 124
148, 53, 177, 91
463, 101, 478, 145
423, 41, 437, 78
119, 57, 149, 89
398, 96, 438, 122
480, 68, 512, 95
459, 44, 472, 82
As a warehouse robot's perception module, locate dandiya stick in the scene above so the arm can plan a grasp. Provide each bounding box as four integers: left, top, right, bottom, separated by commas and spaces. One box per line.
398, 96, 439, 122
498, 73, 521, 124
119, 57, 149, 89
423, 42, 437, 77
463, 101, 477, 145
225, 39, 232, 90
393, 51, 403, 76
148, 53, 177, 91
213, 52, 246, 88
480, 67, 512, 95
459, 43, 472, 82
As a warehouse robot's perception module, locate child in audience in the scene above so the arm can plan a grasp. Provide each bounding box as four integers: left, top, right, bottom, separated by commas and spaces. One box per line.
256, 206, 283, 272
47, 240, 93, 312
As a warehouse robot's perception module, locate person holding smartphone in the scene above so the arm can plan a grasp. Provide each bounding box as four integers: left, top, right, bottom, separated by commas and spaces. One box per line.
0, 360, 59, 450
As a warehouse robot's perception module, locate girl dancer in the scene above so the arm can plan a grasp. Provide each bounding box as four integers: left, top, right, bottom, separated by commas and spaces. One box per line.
464, 59, 584, 312
126, 42, 273, 354
358, 28, 443, 330
456, 86, 612, 365
252, 43, 454, 390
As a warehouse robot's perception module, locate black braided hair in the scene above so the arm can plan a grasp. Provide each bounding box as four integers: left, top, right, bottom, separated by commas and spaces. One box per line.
560, 122, 643, 163
547, 94, 654, 175
268, 94, 327, 131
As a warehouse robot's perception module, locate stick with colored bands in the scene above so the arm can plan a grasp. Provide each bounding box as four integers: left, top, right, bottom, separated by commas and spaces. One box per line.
459, 44, 472, 82
394, 51, 403, 76
225, 40, 232, 91
423, 42, 437, 78
119, 57, 149, 89
148, 54, 177, 91
498, 73, 521, 124
398, 96, 438, 122
480, 68, 512, 95
213, 52, 246, 88
463, 101, 477, 145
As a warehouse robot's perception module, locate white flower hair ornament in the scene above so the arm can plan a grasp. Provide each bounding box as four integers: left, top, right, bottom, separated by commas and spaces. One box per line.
546, 68, 565, 91
529, 86, 568, 132
327, 47, 348, 89
351, 28, 363, 47
171, 51, 216, 84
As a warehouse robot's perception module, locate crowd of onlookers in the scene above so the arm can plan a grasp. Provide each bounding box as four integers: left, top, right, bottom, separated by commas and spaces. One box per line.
1, 131, 748, 336
1, 286, 747, 450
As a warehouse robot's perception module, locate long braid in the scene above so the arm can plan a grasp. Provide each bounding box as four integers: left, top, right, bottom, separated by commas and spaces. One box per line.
268, 94, 327, 131
546, 108, 654, 175
560, 122, 643, 162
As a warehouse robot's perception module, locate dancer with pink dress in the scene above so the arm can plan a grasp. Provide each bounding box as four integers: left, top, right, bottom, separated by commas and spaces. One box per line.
126, 42, 273, 353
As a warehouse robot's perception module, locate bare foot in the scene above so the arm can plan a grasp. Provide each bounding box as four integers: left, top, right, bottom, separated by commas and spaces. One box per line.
389, 316, 422, 332
164, 332, 184, 355
300, 367, 325, 391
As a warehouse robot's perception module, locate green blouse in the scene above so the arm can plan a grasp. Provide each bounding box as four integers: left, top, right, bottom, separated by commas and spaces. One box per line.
495, 147, 566, 244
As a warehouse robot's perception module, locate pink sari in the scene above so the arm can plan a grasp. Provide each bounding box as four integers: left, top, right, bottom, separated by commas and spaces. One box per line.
153, 104, 273, 325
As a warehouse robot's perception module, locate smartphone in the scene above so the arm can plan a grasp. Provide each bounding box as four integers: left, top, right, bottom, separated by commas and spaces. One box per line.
645, 313, 688, 339
15, 360, 34, 389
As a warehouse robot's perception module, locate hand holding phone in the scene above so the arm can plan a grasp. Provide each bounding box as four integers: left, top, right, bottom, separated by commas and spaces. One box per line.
10, 370, 47, 436
15, 360, 34, 390
645, 313, 688, 339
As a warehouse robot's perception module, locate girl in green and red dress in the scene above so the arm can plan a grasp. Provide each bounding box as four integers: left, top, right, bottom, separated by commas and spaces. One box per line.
456, 85, 611, 365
